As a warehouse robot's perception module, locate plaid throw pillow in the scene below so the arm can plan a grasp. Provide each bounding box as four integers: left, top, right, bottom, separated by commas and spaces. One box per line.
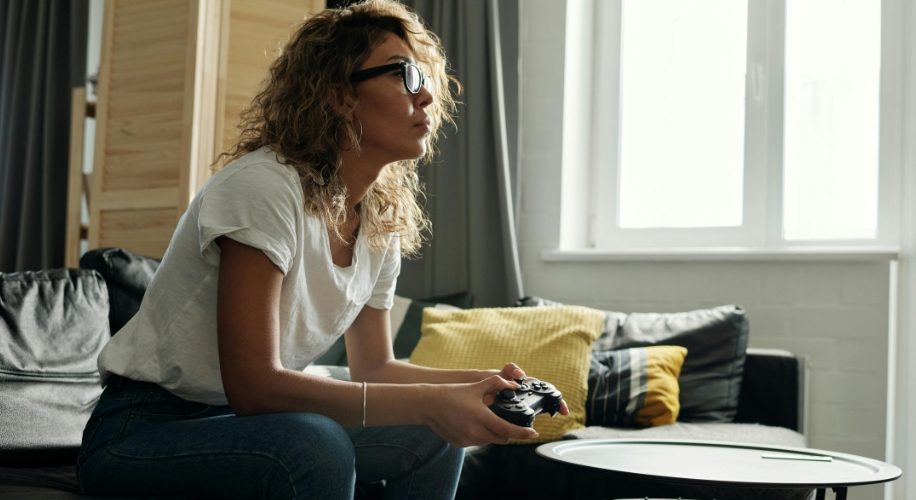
587, 346, 686, 428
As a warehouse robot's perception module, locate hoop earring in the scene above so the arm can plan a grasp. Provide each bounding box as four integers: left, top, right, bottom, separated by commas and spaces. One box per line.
337, 120, 362, 152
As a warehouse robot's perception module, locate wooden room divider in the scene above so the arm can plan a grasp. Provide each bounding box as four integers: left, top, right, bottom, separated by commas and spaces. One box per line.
87, 0, 324, 259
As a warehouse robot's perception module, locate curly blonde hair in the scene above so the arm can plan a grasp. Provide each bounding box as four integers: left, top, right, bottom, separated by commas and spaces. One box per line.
219, 0, 458, 257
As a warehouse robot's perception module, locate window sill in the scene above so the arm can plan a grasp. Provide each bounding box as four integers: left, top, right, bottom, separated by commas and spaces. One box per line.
541, 246, 900, 262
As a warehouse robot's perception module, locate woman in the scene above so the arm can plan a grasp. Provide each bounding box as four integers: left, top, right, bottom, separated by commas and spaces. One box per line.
76, 1, 567, 499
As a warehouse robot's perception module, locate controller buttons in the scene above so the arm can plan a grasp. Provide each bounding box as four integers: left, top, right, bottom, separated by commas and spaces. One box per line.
515, 404, 525, 409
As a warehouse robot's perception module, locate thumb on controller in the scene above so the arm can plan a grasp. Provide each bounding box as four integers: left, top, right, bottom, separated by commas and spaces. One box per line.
480, 375, 518, 405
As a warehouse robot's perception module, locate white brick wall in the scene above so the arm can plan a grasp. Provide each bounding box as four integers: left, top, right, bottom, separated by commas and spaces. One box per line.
519, 2, 892, 498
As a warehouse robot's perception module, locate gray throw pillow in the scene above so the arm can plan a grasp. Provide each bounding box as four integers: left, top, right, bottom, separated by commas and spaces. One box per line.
0, 269, 110, 466
515, 297, 749, 423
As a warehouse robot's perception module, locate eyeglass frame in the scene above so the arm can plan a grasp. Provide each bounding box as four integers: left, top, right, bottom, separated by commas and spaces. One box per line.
351, 61, 426, 95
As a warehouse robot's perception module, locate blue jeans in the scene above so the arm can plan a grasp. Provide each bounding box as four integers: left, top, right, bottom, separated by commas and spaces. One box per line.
77, 375, 464, 499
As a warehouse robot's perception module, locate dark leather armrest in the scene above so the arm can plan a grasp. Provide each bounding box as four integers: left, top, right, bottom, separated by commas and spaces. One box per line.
734, 348, 807, 433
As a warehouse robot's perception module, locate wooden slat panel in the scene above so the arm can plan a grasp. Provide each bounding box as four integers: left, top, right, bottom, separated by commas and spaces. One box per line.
100, 0, 192, 194
97, 187, 178, 211
106, 114, 184, 142
106, 91, 184, 115
90, 0, 199, 254
98, 208, 178, 259
102, 156, 183, 191
114, 22, 188, 43
109, 50, 187, 70
116, 0, 186, 16
216, 0, 326, 156
66, 87, 88, 268
89, 0, 327, 256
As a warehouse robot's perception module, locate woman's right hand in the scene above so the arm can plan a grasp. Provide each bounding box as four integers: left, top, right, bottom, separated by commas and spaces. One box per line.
421, 375, 540, 448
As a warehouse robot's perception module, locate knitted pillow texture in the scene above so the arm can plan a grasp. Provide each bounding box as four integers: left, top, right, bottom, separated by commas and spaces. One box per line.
409, 306, 604, 443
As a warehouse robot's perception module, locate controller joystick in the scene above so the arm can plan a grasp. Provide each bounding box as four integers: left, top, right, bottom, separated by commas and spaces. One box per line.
489, 378, 563, 428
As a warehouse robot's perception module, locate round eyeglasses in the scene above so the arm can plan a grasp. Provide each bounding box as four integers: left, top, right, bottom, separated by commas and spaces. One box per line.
351, 61, 426, 94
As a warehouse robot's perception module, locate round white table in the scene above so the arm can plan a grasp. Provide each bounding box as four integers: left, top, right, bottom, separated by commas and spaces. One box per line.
536, 439, 901, 500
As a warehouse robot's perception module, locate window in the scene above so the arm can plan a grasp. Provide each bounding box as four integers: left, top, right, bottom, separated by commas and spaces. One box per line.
560, 0, 900, 250
782, 0, 881, 241
618, 0, 747, 230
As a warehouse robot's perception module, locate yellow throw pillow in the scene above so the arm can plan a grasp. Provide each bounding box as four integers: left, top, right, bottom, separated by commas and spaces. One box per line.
636, 346, 687, 427
410, 306, 605, 443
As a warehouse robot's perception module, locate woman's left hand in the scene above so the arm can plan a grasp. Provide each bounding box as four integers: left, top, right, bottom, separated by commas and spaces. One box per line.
496, 362, 569, 416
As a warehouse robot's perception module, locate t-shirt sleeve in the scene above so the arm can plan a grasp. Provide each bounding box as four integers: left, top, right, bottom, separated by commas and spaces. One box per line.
197, 163, 300, 275
366, 234, 401, 310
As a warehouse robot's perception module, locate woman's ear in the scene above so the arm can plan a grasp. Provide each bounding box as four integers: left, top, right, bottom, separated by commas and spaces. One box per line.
332, 85, 358, 116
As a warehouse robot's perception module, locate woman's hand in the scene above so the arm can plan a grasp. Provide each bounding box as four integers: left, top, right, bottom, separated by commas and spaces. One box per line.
495, 363, 570, 417
422, 376, 540, 448
497, 362, 526, 382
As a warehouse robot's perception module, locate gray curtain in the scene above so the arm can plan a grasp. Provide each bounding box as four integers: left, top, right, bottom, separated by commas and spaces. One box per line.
395, 0, 521, 307
0, 0, 89, 272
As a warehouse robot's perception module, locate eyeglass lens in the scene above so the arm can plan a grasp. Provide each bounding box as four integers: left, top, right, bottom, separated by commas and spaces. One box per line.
405, 65, 421, 93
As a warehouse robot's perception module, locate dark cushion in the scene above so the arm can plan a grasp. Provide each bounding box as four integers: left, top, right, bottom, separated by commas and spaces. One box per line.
515, 297, 749, 422
79, 248, 161, 335
0, 465, 146, 498
315, 291, 474, 366
735, 348, 805, 432
0, 465, 82, 493
0, 269, 110, 467
391, 291, 474, 360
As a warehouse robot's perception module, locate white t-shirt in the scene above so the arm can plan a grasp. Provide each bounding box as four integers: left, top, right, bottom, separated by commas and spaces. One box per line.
97, 147, 401, 405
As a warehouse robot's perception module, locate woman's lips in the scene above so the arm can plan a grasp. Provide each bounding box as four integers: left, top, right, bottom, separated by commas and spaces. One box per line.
415, 120, 432, 134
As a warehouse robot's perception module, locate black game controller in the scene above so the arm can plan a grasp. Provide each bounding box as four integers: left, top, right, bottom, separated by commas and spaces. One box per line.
489, 378, 563, 428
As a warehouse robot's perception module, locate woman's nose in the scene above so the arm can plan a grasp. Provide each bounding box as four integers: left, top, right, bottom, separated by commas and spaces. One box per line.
416, 82, 434, 108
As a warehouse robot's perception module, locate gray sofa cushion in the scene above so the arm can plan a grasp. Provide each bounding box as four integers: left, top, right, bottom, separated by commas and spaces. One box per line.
0, 269, 110, 467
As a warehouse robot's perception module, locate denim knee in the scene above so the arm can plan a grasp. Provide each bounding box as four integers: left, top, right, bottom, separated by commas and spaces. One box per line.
264, 412, 357, 495
413, 425, 463, 466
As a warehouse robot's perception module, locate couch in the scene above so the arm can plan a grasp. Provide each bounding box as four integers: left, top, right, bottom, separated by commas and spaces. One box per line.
0, 248, 809, 500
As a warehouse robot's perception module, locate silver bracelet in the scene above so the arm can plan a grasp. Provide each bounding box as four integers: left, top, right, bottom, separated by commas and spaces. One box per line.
362, 381, 367, 428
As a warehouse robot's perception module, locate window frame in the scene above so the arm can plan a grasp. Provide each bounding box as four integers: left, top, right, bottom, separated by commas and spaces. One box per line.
563, 0, 902, 251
